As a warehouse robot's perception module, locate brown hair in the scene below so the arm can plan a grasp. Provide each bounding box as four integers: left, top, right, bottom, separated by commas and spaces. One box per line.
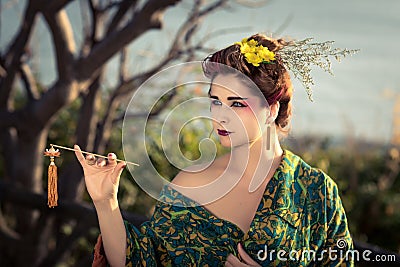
202, 33, 293, 134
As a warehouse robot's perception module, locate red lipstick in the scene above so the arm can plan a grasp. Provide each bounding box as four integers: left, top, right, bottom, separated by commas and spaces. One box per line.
217, 129, 231, 136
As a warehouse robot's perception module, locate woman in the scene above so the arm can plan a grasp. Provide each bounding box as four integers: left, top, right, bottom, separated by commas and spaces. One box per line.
75, 34, 354, 266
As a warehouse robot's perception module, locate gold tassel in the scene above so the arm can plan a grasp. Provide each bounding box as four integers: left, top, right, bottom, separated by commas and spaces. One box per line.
44, 145, 60, 208
47, 160, 58, 208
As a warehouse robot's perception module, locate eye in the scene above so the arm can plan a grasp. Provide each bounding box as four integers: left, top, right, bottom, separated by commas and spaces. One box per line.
231, 101, 248, 107
211, 99, 222, 106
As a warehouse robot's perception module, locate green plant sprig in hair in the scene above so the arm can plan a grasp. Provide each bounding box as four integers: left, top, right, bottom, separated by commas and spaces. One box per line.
279, 38, 359, 101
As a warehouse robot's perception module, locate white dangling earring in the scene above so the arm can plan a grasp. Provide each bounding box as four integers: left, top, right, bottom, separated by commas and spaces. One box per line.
266, 124, 272, 151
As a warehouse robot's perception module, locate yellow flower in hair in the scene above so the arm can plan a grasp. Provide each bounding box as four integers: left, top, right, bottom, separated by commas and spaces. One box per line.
244, 53, 263, 67
257, 46, 275, 62
235, 38, 248, 46
247, 39, 258, 47
235, 37, 276, 67
240, 42, 256, 54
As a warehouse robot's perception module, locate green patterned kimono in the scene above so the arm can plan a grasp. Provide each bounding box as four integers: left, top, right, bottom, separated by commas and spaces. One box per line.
123, 150, 353, 266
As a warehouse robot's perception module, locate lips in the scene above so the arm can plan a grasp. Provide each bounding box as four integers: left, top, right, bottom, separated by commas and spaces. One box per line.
217, 129, 232, 136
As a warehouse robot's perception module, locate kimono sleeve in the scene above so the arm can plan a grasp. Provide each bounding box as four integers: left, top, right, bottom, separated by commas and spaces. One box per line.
124, 220, 159, 267
321, 177, 354, 267
91, 220, 161, 267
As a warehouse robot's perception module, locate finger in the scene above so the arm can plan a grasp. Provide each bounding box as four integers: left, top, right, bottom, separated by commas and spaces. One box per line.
111, 161, 127, 185
238, 243, 259, 266
74, 145, 86, 165
226, 254, 245, 266
107, 153, 117, 166
225, 254, 235, 266
96, 158, 106, 167
85, 154, 96, 165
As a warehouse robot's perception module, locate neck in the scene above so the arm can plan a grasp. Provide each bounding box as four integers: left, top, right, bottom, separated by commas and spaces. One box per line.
227, 128, 283, 189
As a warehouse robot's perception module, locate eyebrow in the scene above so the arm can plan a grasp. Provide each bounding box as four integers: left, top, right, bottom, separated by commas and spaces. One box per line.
209, 95, 248, 100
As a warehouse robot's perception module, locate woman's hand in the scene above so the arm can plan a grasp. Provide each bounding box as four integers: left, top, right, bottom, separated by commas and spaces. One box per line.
225, 243, 261, 267
74, 145, 126, 204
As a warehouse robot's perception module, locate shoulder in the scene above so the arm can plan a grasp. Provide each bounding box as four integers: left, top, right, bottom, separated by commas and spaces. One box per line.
286, 151, 347, 222
171, 155, 227, 187
286, 150, 340, 201
171, 165, 207, 188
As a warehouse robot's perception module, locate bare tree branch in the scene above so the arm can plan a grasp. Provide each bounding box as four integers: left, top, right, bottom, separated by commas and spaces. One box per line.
0, 64, 6, 77
114, 0, 228, 98
79, 0, 93, 57
41, 8, 76, 81
164, 0, 228, 64
119, 47, 129, 84
105, 0, 138, 35
0, 110, 20, 129
22, 8, 82, 132
201, 26, 252, 44
198, 0, 228, 17
19, 63, 39, 100
98, 2, 120, 13
43, 0, 74, 13
76, 78, 101, 152
0, 210, 20, 245
0, 1, 38, 108
76, 0, 181, 80
233, 0, 270, 8
94, 94, 120, 153
97, 0, 229, 135
113, 89, 177, 124
88, 0, 101, 43
30, 80, 80, 133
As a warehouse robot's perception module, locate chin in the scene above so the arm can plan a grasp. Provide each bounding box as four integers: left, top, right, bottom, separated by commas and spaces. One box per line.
219, 138, 250, 148
219, 139, 232, 148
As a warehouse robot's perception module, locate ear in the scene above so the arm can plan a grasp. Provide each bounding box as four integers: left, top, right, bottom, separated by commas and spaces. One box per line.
266, 101, 280, 124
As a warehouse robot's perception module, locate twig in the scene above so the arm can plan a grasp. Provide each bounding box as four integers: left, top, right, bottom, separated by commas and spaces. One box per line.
49, 144, 140, 166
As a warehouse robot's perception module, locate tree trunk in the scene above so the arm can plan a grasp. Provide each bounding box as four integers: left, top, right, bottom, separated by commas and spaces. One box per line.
12, 127, 49, 266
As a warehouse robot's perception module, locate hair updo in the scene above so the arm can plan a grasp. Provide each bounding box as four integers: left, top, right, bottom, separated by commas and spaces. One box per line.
202, 33, 293, 134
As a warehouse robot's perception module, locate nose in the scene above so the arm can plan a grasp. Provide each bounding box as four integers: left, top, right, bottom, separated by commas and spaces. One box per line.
212, 104, 230, 124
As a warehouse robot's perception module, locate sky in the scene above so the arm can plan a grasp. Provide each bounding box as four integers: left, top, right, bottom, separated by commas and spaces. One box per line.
1, 0, 399, 145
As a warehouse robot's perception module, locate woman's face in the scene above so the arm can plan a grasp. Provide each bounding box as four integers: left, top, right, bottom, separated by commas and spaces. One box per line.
209, 74, 269, 148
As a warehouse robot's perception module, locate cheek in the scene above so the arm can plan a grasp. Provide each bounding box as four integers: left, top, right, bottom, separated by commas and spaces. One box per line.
242, 100, 264, 115
233, 101, 255, 117
238, 102, 263, 122
238, 109, 266, 132
235, 113, 259, 133
240, 105, 253, 114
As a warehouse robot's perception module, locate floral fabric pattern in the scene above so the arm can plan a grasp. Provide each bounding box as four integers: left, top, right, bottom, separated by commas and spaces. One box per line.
124, 150, 353, 266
